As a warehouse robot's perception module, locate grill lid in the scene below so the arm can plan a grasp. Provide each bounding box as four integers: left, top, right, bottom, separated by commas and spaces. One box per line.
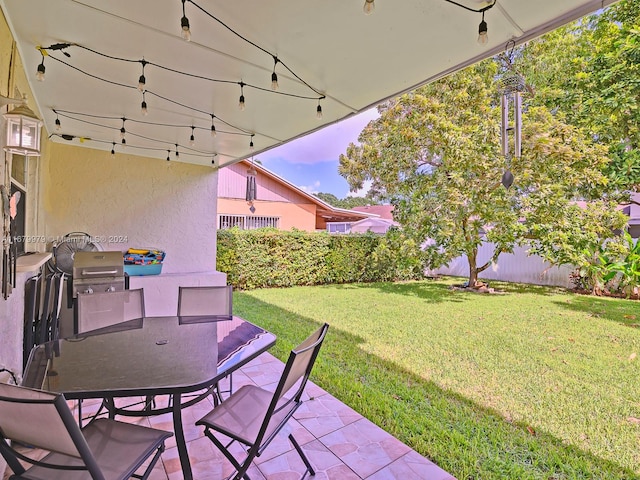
73, 251, 124, 279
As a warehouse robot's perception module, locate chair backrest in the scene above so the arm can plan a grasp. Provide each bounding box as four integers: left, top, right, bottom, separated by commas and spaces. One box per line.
0, 382, 101, 477
76, 288, 145, 334
276, 323, 329, 403
252, 323, 329, 450
177, 285, 233, 317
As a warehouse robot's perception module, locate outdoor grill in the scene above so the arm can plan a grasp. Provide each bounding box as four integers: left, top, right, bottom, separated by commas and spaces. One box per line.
72, 251, 125, 297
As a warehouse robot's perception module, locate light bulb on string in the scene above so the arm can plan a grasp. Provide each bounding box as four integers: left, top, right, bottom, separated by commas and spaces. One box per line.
120, 118, 126, 139
36, 54, 46, 81
316, 102, 323, 119
238, 82, 246, 111
210, 115, 217, 137
363, 0, 375, 15
271, 57, 279, 91
55, 114, 61, 131
190, 126, 196, 146
121, 137, 126, 148
180, 0, 191, 41
175, 144, 180, 158
249, 135, 254, 151
141, 93, 148, 116
167, 150, 171, 161
478, 11, 488, 45
138, 60, 147, 91
111, 142, 116, 158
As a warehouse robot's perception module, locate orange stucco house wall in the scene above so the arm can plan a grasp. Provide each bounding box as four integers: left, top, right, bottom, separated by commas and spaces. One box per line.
217, 161, 369, 231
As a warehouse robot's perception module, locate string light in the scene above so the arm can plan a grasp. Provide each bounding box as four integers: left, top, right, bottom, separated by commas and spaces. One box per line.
238, 82, 245, 111
443, 0, 495, 45
138, 60, 147, 91
121, 137, 126, 148
49, 133, 220, 163
363, 0, 375, 15
210, 114, 217, 137
190, 126, 196, 146
36, 53, 45, 81
111, 142, 116, 157
40, 42, 326, 120
141, 92, 148, 116
175, 144, 180, 158
249, 134, 254, 150
52, 109, 251, 159
120, 118, 126, 139
180, 0, 191, 41
271, 56, 279, 91
316, 101, 323, 119
55, 112, 61, 130
167, 149, 171, 161
478, 11, 488, 45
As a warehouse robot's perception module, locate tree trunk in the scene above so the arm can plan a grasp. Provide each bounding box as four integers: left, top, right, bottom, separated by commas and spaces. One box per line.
467, 248, 479, 287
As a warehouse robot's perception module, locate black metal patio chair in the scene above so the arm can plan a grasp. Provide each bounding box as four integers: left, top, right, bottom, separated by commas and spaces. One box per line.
196, 322, 329, 480
0, 382, 172, 480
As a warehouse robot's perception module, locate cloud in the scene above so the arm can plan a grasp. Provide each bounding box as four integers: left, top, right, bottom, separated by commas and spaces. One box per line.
259, 108, 379, 165
298, 181, 322, 194
346, 179, 373, 197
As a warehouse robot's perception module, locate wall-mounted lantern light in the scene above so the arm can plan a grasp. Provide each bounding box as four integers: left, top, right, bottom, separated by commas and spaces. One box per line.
3, 95, 42, 157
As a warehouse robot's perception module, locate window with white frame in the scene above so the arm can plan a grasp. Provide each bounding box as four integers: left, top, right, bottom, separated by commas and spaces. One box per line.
219, 214, 279, 230
326, 222, 352, 234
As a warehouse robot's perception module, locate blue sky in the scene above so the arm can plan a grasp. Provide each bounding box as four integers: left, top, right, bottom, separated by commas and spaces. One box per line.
258, 108, 379, 198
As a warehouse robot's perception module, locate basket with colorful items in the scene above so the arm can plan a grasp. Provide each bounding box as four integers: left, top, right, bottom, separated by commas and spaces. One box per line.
123, 248, 166, 276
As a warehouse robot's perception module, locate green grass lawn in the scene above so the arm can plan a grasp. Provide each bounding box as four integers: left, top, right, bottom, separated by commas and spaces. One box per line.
233, 277, 640, 480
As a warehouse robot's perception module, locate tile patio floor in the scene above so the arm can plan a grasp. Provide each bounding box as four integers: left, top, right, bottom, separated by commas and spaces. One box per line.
3, 352, 455, 479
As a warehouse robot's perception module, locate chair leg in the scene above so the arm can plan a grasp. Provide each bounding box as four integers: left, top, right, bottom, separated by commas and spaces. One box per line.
203, 428, 253, 480
133, 443, 166, 480
289, 434, 315, 476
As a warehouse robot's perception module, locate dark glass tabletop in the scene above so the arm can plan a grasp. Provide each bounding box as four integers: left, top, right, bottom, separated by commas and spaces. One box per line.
23, 315, 276, 399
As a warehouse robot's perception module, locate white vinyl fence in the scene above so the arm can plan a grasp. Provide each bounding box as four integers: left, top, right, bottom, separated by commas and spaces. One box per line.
431, 242, 574, 288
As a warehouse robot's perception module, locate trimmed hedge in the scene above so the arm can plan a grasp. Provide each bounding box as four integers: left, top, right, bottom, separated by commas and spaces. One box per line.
217, 228, 425, 290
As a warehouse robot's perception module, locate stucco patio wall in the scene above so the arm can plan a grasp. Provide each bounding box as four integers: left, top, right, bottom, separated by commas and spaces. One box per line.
41, 142, 218, 274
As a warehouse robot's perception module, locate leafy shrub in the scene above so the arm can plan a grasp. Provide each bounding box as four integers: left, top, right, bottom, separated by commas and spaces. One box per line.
216, 228, 425, 289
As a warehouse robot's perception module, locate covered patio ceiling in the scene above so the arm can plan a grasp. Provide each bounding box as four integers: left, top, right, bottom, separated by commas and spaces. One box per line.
0, 0, 618, 169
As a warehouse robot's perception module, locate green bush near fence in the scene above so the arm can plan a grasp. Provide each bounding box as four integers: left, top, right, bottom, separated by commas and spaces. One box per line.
217, 227, 425, 289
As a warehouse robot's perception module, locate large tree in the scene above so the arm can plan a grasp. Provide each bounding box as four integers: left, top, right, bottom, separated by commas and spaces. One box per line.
339, 61, 626, 287
512, 0, 640, 192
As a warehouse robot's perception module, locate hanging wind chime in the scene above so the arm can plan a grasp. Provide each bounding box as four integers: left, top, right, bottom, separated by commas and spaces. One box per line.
246, 160, 257, 213
499, 42, 532, 189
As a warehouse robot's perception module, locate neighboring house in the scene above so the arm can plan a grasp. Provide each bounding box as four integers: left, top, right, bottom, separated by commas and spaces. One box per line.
350, 205, 397, 234
350, 217, 399, 234
351, 204, 395, 220
217, 160, 373, 232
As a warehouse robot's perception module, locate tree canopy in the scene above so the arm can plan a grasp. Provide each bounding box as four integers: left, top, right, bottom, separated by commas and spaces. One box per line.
339, 58, 627, 286
313, 192, 378, 209
512, 0, 640, 192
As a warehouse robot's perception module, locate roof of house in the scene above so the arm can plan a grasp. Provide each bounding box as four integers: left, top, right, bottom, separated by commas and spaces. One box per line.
236, 160, 376, 222
350, 217, 399, 234
351, 205, 394, 220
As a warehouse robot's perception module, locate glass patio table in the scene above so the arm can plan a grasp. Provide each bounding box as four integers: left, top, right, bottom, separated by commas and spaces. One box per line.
22, 314, 276, 480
